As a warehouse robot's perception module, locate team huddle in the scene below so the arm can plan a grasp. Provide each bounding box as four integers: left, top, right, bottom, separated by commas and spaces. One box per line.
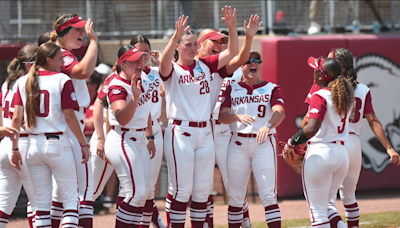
0, 5, 399, 228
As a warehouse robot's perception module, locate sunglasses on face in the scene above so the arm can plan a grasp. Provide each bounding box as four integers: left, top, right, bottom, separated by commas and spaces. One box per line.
245, 57, 262, 65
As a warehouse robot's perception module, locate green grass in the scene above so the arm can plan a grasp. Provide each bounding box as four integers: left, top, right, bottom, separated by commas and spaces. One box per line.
214, 211, 400, 228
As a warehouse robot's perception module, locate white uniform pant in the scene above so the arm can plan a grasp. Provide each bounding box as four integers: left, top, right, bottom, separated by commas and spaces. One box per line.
105, 129, 150, 207
53, 110, 93, 202
27, 133, 78, 211
91, 124, 115, 201
227, 134, 278, 208
303, 142, 349, 226
164, 124, 215, 203
330, 134, 361, 206
0, 137, 36, 215
147, 122, 164, 199
211, 120, 231, 194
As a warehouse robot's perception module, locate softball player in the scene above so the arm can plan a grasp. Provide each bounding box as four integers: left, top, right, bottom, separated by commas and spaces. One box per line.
159, 7, 238, 227
0, 45, 37, 228
287, 56, 353, 228
104, 45, 155, 227
50, 13, 98, 228
196, 15, 262, 228
10, 43, 90, 228
130, 35, 166, 228
326, 48, 400, 228
219, 51, 285, 228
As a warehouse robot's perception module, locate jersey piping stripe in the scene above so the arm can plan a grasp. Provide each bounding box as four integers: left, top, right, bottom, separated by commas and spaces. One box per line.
93, 162, 109, 196
121, 132, 136, 204
302, 146, 314, 222
171, 126, 179, 199
69, 145, 80, 197
83, 163, 89, 201
269, 135, 278, 197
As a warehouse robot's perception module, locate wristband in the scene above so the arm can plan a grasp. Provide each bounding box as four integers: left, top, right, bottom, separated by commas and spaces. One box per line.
265, 122, 273, 129
12, 148, 19, 153
290, 128, 310, 146
80, 144, 89, 148
146, 135, 155, 140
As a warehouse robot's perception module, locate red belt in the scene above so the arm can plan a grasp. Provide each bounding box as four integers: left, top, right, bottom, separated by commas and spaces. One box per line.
237, 133, 257, 138
308, 141, 344, 145
20, 134, 29, 137
30, 132, 64, 136
349, 132, 356, 135
152, 119, 160, 125
74, 107, 87, 114
111, 126, 146, 132
215, 120, 222, 125
173, 120, 207, 128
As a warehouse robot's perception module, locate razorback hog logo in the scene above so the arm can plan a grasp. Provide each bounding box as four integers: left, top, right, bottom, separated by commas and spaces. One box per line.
182, 132, 191, 137
235, 141, 242, 146
130, 137, 137, 142
355, 53, 400, 173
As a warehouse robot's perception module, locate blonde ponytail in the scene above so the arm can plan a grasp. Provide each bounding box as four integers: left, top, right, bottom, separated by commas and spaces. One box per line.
25, 65, 40, 129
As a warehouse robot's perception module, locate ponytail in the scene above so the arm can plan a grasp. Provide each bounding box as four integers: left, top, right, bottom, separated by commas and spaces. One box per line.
25, 64, 41, 129
50, 30, 58, 43
6, 45, 37, 91
344, 66, 357, 90
330, 48, 357, 90
328, 76, 354, 116
110, 59, 121, 74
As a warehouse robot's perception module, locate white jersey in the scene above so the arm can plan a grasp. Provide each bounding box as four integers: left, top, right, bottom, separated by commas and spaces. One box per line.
349, 83, 374, 135
14, 71, 79, 134
107, 72, 152, 129
143, 66, 163, 121
1, 80, 26, 134
162, 55, 222, 122
221, 81, 285, 134
308, 88, 351, 143
61, 48, 90, 108
212, 68, 242, 120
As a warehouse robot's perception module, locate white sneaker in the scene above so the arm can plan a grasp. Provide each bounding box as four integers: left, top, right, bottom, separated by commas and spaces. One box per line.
308, 22, 321, 35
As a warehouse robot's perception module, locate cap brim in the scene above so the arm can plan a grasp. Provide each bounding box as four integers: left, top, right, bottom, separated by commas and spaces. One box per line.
307, 57, 319, 69
71, 20, 87, 28
125, 52, 148, 62
208, 34, 229, 44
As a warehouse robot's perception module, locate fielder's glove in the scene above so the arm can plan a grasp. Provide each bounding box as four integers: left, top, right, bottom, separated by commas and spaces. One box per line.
278, 140, 306, 175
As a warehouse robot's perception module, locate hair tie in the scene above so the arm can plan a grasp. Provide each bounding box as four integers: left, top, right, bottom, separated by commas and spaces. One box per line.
333, 48, 338, 60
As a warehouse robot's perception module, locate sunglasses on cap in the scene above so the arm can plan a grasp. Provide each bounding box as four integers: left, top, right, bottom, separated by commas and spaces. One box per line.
315, 56, 331, 82
245, 57, 262, 65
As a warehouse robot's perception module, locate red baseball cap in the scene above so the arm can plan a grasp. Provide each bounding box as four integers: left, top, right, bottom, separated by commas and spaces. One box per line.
56, 16, 87, 34
199, 31, 229, 45
117, 47, 148, 65
307, 56, 332, 82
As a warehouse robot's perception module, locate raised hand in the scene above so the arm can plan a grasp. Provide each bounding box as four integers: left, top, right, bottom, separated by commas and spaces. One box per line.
150, 50, 161, 66
244, 15, 263, 37
131, 74, 142, 98
221, 6, 237, 29
85, 18, 98, 43
173, 15, 190, 40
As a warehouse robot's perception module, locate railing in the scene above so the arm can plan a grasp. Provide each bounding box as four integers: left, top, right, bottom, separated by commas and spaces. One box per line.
0, 0, 399, 43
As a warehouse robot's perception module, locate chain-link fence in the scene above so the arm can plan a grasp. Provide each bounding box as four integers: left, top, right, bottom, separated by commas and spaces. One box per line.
1, 0, 399, 43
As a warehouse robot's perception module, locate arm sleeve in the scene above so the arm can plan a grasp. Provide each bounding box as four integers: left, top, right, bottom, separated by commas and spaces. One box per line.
363, 90, 375, 115
161, 62, 174, 81
14, 86, 23, 106
220, 85, 232, 109
308, 94, 326, 121
199, 54, 220, 73
108, 85, 128, 104
61, 52, 79, 77
304, 84, 320, 104
61, 80, 79, 110
270, 86, 285, 108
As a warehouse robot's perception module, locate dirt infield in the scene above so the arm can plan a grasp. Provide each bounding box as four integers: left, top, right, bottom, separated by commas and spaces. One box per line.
8, 193, 400, 227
